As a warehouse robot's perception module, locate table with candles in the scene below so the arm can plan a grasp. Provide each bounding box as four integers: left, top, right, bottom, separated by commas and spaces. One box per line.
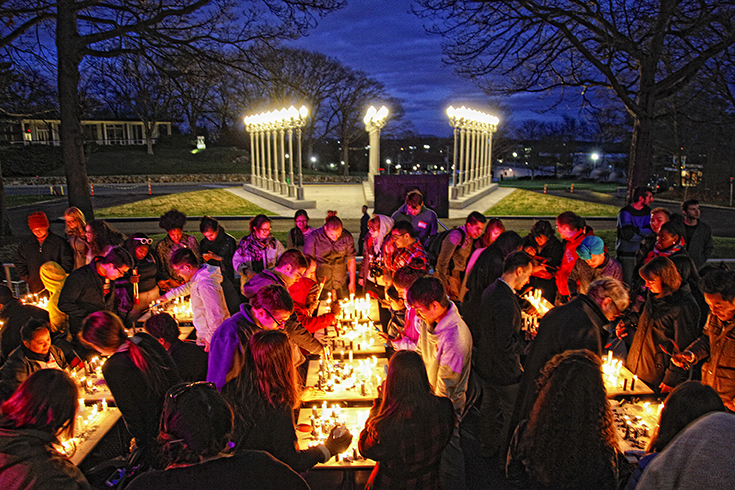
295, 405, 376, 469
610, 398, 665, 459
56, 398, 122, 466
602, 351, 655, 397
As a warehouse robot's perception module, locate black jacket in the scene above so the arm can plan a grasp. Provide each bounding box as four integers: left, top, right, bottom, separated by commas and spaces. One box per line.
0, 300, 49, 365
474, 280, 524, 385
626, 287, 701, 389
0, 344, 67, 401
102, 333, 181, 449
14, 231, 74, 293
512, 295, 610, 431
168, 339, 208, 382
58, 260, 118, 336
200, 227, 237, 284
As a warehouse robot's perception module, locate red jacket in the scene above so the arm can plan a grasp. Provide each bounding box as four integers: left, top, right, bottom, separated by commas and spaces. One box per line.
556, 226, 594, 297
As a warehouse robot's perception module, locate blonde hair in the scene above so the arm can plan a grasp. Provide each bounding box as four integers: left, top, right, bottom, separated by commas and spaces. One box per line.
63, 207, 86, 235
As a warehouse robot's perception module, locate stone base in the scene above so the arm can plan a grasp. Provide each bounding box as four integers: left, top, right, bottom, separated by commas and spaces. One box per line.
449, 183, 498, 209
362, 181, 374, 208
241, 184, 317, 209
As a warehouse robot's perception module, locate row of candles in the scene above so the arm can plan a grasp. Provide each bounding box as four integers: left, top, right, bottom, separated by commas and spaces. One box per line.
58, 398, 111, 457
603, 350, 639, 391
150, 295, 193, 321
306, 402, 370, 463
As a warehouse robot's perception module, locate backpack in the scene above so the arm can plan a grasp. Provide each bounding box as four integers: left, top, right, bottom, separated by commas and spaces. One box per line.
424, 227, 466, 267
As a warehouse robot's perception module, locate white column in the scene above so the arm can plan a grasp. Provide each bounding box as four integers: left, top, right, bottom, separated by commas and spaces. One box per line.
279, 127, 287, 194
287, 127, 295, 197
265, 129, 273, 190
451, 127, 459, 199
249, 130, 257, 186
368, 128, 380, 185
458, 128, 466, 197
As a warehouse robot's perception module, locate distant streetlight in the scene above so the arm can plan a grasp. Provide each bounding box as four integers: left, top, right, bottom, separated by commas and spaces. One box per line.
364, 105, 389, 185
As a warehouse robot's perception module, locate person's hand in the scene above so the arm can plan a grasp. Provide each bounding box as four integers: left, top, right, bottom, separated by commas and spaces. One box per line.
672, 351, 694, 369
615, 321, 628, 339
358, 278, 364, 287
383, 239, 395, 255
157, 280, 170, 292
524, 246, 537, 256
330, 300, 341, 316
659, 383, 674, 393
325, 425, 353, 457
203, 339, 210, 353
202, 252, 214, 262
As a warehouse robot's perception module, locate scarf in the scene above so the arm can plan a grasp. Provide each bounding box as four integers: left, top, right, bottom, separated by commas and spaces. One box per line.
645, 236, 686, 263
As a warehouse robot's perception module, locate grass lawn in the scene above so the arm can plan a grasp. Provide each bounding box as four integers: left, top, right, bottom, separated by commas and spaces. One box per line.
6, 195, 62, 208
498, 179, 621, 193
486, 189, 620, 217
95, 188, 274, 218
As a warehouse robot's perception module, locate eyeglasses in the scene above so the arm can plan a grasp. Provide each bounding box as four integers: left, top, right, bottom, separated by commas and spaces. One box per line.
168, 381, 217, 400
115, 266, 128, 276
264, 308, 287, 328
133, 237, 153, 245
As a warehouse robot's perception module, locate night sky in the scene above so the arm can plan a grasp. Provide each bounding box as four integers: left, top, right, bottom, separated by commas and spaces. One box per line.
289, 0, 577, 137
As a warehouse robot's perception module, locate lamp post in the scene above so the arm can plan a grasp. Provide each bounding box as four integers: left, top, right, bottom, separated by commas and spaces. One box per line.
447, 106, 499, 198
244, 105, 309, 198
364, 105, 389, 186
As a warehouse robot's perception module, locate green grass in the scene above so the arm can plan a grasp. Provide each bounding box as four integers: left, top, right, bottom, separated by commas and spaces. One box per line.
95, 188, 274, 218
45, 147, 252, 176
486, 189, 620, 216
6, 195, 62, 208
498, 179, 621, 193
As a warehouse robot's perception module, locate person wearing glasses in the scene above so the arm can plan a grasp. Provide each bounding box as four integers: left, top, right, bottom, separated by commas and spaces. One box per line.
117, 233, 162, 323
157, 249, 230, 352
81, 311, 181, 467
224, 330, 353, 473
207, 284, 294, 390
0, 369, 90, 490
622, 257, 700, 393
509, 278, 629, 452
125, 381, 308, 490
58, 247, 133, 348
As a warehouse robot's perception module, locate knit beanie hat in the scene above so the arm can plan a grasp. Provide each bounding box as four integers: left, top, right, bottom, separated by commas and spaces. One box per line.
28, 211, 49, 229
576, 235, 605, 260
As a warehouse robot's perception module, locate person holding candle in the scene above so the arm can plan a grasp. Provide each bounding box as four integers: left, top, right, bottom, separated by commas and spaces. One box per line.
623, 257, 700, 393
523, 220, 564, 304
359, 350, 455, 490
223, 330, 352, 473
81, 311, 181, 467
506, 349, 633, 490
118, 233, 162, 323
0, 286, 49, 366
0, 369, 90, 490
157, 248, 230, 352
125, 381, 308, 490
0, 319, 67, 402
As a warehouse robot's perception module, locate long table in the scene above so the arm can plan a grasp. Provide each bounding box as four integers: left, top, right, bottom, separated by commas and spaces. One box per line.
63, 404, 122, 466
296, 406, 375, 470
610, 399, 664, 461
603, 363, 655, 398
301, 358, 389, 405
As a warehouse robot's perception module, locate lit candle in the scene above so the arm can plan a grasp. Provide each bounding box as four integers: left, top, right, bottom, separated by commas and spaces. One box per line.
78, 398, 85, 413
101, 398, 107, 411
607, 350, 613, 364
349, 351, 353, 363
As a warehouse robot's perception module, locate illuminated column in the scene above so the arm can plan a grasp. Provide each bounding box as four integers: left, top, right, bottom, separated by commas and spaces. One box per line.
265, 126, 273, 191
469, 126, 478, 192
446, 106, 499, 197
364, 106, 389, 186
278, 123, 287, 194
458, 127, 466, 197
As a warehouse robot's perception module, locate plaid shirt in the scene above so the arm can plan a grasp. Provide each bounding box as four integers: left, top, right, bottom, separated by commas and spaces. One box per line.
384, 240, 428, 274
359, 395, 455, 490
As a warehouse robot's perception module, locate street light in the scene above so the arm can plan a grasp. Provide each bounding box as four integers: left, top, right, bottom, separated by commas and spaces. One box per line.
447, 106, 499, 198
364, 105, 389, 185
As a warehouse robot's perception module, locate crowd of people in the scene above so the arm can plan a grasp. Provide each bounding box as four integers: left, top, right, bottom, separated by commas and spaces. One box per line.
0, 186, 733, 490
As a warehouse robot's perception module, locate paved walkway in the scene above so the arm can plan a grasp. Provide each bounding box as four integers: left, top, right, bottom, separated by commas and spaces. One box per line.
227, 184, 517, 219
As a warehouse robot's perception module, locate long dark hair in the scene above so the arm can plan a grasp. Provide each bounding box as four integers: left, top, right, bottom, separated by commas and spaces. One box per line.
648, 381, 725, 452
81, 311, 174, 400
224, 331, 300, 444
0, 369, 77, 440
86, 219, 124, 256
369, 350, 438, 433
159, 382, 234, 466
521, 349, 620, 489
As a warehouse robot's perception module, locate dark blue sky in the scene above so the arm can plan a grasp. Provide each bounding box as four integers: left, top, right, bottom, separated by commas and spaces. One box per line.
288, 0, 576, 137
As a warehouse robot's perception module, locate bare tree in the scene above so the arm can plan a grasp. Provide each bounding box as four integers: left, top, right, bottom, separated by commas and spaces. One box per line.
415, 0, 735, 199
0, 0, 345, 217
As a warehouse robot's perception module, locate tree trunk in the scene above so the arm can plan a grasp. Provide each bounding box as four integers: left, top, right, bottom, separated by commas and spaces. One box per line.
0, 158, 13, 237
57, 0, 94, 219
341, 142, 349, 176
626, 114, 655, 202
145, 122, 155, 155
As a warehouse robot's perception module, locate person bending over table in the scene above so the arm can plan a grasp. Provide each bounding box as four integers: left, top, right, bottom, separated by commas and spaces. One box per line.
223, 330, 352, 473
125, 381, 308, 490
